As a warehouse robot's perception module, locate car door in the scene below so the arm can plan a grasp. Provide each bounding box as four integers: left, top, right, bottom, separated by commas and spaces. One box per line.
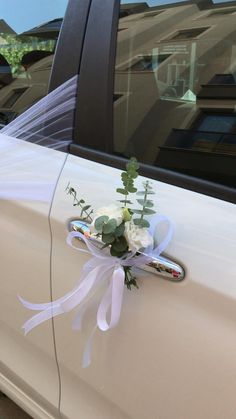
0, 0, 90, 417
49, 1, 236, 418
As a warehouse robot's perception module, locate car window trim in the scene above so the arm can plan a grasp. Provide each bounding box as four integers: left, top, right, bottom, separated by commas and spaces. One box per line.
49, 0, 92, 92
73, 0, 119, 149
70, 144, 236, 205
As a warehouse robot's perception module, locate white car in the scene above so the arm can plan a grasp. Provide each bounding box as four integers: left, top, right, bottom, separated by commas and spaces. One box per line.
0, 1, 236, 418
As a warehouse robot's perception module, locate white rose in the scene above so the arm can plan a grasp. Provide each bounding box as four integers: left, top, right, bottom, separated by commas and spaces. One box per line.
91, 204, 123, 233
124, 220, 153, 252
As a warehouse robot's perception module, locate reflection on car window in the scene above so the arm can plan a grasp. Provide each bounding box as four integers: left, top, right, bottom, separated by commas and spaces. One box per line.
114, 0, 236, 187
0, 2, 68, 129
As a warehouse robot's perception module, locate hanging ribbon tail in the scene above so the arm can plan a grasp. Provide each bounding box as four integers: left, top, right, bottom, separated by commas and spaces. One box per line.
97, 265, 125, 332
72, 304, 88, 331
60, 267, 100, 312
21, 305, 63, 335
19, 271, 96, 334
19, 262, 114, 335
19, 211, 174, 367
82, 326, 98, 368
72, 264, 113, 330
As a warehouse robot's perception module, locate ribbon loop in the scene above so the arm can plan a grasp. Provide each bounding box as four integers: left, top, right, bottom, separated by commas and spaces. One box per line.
19, 214, 173, 367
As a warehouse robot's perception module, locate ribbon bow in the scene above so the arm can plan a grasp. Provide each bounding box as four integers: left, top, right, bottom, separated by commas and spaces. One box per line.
19, 214, 173, 367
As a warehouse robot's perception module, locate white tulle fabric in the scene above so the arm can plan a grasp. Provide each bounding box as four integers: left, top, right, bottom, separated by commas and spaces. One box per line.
0, 75, 78, 201
1, 75, 77, 150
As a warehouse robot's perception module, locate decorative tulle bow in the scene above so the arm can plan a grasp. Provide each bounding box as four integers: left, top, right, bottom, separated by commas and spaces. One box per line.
19, 215, 173, 367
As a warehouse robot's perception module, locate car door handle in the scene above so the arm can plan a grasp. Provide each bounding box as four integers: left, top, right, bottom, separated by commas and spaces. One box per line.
68, 220, 185, 282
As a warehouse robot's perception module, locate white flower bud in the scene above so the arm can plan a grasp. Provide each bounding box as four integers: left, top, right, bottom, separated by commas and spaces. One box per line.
124, 220, 153, 252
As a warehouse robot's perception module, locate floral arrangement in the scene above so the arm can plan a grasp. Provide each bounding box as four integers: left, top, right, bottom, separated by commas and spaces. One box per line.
20, 158, 173, 367
66, 158, 156, 290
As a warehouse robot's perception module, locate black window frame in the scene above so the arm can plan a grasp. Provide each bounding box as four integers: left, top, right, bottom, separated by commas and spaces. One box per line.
48, 0, 92, 92
70, 0, 236, 205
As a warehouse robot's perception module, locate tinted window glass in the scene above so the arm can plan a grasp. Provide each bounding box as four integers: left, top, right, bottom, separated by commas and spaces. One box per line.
114, 0, 236, 187
0, 1, 68, 128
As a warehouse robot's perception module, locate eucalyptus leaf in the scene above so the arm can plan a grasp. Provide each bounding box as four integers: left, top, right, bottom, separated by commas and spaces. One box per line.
95, 215, 109, 232
129, 170, 138, 179
116, 188, 126, 195
146, 201, 154, 208
102, 233, 115, 244
102, 219, 117, 234
132, 209, 144, 215
133, 218, 150, 228
136, 191, 146, 195
110, 246, 124, 258
137, 199, 154, 207
142, 208, 156, 215
143, 182, 152, 190
112, 237, 128, 252
115, 223, 125, 237
81, 205, 91, 214
118, 200, 133, 204
127, 158, 139, 171
128, 186, 137, 193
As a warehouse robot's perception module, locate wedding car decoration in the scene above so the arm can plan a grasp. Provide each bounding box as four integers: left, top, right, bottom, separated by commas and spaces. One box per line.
19, 158, 173, 367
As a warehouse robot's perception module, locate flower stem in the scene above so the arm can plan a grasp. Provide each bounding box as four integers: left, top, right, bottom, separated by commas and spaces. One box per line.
124, 266, 138, 290
140, 181, 148, 223
66, 184, 93, 222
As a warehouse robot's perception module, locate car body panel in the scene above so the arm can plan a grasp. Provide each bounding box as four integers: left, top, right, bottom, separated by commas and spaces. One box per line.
0, 135, 67, 416
0, 0, 236, 417
50, 154, 236, 419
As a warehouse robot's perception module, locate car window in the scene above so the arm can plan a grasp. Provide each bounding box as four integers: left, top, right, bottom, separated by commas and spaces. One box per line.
0, 1, 68, 129
113, 0, 236, 188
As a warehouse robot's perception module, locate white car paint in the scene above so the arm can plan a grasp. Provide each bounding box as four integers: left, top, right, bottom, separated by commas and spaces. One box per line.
49, 154, 236, 419
0, 136, 66, 418
0, 137, 236, 418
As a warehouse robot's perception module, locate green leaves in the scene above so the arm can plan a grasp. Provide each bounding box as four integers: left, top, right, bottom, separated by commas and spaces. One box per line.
115, 222, 125, 237
136, 190, 155, 195
102, 233, 115, 244
136, 199, 154, 207
133, 219, 150, 228
126, 158, 139, 172
110, 236, 128, 257
103, 219, 117, 234
124, 266, 139, 290
133, 181, 156, 228
94, 215, 109, 232
132, 208, 155, 216
116, 158, 140, 207
66, 159, 158, 268
95, 217, 128, 257
116, 188, 126, 195
65, 183, 94, 222
112, 237, 128, 252
142, 208, 155, 215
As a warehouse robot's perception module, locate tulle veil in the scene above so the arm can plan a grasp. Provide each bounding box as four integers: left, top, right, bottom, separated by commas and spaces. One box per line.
0, 75, 78, 201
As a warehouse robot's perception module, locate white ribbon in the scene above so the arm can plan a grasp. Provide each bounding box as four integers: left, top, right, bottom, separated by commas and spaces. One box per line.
19, 215, 173, 367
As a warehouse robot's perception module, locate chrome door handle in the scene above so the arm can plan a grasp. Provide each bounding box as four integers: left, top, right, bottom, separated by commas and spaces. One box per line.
68, 220, 185, 282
